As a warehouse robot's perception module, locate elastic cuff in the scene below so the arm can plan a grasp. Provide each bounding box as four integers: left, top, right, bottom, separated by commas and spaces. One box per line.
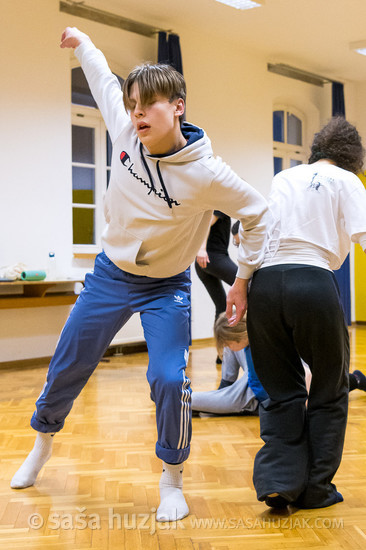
237, 266, 254, 279
31, 413, 64, 433
358, 236, 366, 251
155, 442, 190, 464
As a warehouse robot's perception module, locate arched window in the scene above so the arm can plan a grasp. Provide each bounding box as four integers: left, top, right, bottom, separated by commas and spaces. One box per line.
71, 67, 124, 250
273, 107, 306, 176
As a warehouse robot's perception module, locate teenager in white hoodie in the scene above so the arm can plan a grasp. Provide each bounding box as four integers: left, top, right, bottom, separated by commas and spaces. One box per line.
11, 27, 269, 521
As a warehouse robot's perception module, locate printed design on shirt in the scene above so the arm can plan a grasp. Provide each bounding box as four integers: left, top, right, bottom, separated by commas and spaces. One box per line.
120, 151, 180, 206
309, 172, 321, 191
308, 172, 335, 192
174, 294, 184, 304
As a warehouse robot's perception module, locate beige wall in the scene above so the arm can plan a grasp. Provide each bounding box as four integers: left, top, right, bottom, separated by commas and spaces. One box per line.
1, 0, 361, 361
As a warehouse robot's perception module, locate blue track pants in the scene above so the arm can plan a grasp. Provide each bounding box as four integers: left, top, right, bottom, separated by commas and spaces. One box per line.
31, 251, 192, 464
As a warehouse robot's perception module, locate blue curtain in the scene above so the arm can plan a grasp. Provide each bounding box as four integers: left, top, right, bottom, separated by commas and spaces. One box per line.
158, 32, 183, 75
332, 82, 345, 116
332, 81, 351, 325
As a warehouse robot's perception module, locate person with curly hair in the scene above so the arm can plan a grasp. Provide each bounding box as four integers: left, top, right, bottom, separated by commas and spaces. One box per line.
245, 116, 366, 510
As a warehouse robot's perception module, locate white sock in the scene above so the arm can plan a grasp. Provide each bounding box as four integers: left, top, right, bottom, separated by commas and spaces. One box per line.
156, 461, 189, 522
11, 432, 54, 489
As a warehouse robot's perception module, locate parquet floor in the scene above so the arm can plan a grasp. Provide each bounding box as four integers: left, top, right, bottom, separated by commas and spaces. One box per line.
0, 325, 366, 550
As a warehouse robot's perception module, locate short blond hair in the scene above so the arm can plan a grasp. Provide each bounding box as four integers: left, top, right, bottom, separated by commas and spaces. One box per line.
123, 63, 186, 115
214, 312, 247, 355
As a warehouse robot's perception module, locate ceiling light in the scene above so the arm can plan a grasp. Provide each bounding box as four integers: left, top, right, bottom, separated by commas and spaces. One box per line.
215, 0, 264, 10
350, 40, 366, 56
267, 63, 332, 87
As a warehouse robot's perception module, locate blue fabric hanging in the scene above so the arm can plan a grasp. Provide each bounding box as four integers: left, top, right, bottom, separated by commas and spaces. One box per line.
332, 82, 345, 116
158, 32, 169, 65
158, 31, 183, 75
168, 34, 183, 75
332, 81, 351, 325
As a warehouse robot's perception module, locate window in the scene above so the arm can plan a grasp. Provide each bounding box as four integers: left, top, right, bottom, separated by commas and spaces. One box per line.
71, 107, 109, 250
273, 107, 306, 176
71, 67, 123, 252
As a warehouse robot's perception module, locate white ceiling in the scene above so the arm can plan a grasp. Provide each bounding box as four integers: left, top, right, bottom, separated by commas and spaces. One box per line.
77, 0, 366, 83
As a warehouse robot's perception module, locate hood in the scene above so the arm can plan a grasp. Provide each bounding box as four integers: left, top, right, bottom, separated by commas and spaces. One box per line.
145, 122, 213, 164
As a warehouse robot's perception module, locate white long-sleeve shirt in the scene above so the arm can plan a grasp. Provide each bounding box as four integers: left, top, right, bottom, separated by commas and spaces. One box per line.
75, 40, 269, 278
262, 161, 366, 270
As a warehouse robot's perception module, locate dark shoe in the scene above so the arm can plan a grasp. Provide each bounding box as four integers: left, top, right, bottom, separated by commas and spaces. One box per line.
353, 370, 366, 391
294, 490, 343, 509
265, 495, 290, 509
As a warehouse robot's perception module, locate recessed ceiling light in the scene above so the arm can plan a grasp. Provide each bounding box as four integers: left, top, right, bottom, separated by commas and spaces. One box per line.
215, 0, 264, 10
350, 40, 366, 56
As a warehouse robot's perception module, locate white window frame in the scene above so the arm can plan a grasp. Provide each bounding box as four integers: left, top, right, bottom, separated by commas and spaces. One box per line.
72, 105, 108, 255
273, 105, 307, 173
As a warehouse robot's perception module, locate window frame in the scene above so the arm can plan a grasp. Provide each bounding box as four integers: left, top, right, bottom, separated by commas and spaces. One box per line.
71, 104, 108, 255
273, 105, 307, 175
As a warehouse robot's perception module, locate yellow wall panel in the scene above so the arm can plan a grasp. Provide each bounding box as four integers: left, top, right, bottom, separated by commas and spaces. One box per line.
355, 173, 366, 321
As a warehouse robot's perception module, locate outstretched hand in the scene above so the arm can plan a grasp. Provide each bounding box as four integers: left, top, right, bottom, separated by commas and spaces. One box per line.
60, 27, 90, 49
226, 278, 249, 326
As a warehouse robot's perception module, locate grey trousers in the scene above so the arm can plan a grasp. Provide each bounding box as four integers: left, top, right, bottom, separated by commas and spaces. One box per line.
191, 373, 258, 414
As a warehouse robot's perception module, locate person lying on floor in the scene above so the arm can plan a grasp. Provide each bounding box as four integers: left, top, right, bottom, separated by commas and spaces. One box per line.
191, 312, 267, 415
191, 312, 366, 416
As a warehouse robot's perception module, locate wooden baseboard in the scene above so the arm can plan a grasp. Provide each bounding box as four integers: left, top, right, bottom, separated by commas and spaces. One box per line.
191, 337, 215, 346
104, 341, 148, 356
0, 356, 52, 370
0, 338, 216, 369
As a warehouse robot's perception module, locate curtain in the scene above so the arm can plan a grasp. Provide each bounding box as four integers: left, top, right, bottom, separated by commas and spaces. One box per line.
332, 82, 345, 116
158, 31, 183, 75
332, 81, 351, 325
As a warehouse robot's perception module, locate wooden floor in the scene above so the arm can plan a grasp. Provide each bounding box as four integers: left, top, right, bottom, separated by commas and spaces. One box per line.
1, 325, 366, 550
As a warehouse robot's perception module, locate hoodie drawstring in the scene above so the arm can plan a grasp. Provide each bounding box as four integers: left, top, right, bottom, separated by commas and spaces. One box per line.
156, 161, 173, 209
139, 143, 156, 195
139, 143, 173, 209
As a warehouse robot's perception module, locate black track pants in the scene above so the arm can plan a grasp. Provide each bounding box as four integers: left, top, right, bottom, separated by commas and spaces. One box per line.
247, 264, 349, 508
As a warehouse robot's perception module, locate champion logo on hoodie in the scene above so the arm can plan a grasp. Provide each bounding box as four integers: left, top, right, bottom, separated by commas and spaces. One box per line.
120, 150, 180, 208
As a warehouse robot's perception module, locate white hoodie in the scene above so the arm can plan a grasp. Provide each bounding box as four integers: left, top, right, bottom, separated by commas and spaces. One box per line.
75, 40, 269, 279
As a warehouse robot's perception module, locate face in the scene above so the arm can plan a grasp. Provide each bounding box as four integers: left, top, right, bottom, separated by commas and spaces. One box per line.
226, 337, 249, 352
233, 233, 240, 247
128, 82, 185, 155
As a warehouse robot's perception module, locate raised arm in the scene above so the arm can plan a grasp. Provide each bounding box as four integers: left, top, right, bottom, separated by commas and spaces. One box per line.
60, 26, 90, 49
60, 26, 129, 143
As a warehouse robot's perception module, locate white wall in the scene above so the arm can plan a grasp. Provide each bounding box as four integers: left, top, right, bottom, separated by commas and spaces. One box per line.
1, 0, 356, 360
